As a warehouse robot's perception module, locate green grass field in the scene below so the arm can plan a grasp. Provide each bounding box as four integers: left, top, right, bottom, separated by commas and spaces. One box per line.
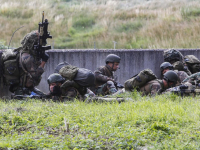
0, 93, 200, 149
1, 0, 200, 49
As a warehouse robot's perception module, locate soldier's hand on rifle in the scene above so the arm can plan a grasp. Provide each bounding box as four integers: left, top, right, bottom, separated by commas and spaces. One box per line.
41, 52, 49, 62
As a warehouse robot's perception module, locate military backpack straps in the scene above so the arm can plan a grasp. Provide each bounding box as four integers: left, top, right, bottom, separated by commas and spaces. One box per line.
1, 47, 21, 86
124, 69, 157, 92
184, 55, 200, 74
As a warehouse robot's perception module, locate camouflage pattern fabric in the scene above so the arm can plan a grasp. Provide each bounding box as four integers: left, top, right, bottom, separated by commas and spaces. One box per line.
172, 61, 191, 76
45, 87, 83, 101
9, 52, 44, 95
61, 87, 85, 101
94, 65, 115, 87
60, 80, 89, 101
182, 72, 200, 83
139, 79, 164, 96
59, 65, 78, 81
21, 30, 38, 56
174, 70, 188, 85
95, 81, 117, 96
20, 53, 44, 88
92, 64, 118, 95
184, 55, 200, 64
124, 69, 157, 92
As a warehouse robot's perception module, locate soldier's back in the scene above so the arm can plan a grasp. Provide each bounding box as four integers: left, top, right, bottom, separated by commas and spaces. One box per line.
140, 79, 163, 96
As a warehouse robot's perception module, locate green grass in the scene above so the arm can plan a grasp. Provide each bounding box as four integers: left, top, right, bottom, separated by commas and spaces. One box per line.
0, 93, 200, 149
1, 0, 200, 49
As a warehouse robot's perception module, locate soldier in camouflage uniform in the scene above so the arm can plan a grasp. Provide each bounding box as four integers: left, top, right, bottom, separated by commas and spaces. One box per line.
46, 62, 95, 101
5, 30, 49, 97
47, 71, 95, 101
182, 72, 200, 84
46, 73, 84, 101
92, 54, 120, 95
163, 49, 192, 76
140, 70, 178, 96
160, 62, 188, 85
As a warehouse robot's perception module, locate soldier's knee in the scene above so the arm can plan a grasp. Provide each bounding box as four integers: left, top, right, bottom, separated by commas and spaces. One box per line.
106, 81, 117, 94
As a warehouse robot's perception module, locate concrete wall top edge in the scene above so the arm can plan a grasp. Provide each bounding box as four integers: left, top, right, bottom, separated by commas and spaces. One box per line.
47, 49, 200, 52
1, 49, 200, 53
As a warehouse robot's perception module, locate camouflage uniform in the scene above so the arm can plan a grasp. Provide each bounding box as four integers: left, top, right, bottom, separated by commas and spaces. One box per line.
93, 65, 117, 95
174, 70, 188, 85
159, 62, 188, 86
61, 80, 87, 101
46, 86, 85, 102
47, 64, 95, 101
182, 72, 200, 84
172, 61, 192, 76
8, 31, 47, 95
139, 79, 164, 96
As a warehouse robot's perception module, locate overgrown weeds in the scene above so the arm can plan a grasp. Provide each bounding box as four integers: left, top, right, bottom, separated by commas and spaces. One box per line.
1, 0, 200, 49
0, 94, 200, 149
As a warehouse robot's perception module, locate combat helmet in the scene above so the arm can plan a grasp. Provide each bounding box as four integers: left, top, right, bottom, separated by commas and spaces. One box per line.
160, 62, 174, 73
105, 54, 121, 64
163, 70, 178, 85
21, 30, 39, 51
47, 73, 65, 84
163, 49, 183, 63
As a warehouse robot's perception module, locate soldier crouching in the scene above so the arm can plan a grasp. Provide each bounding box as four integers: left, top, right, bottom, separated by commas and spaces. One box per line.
2, 30, 49, 98
91, 54, 121, 96
46, 66, 95, 101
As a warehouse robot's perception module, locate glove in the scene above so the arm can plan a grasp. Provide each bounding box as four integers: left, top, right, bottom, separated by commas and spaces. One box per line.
52, 85, 62, 96
41, 52, 49, 62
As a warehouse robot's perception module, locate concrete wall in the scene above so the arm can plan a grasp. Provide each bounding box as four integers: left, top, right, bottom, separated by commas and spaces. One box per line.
1, 49, 200, 96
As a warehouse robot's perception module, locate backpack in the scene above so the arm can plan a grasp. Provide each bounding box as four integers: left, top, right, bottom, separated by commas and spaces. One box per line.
184, 55, 200, 74
1, 48, 21, 85
74, 68, 95, 87
59, 65, 95, 87
163, 49, 184, 62
59, 65, 79, 80
124, 69, 157, 91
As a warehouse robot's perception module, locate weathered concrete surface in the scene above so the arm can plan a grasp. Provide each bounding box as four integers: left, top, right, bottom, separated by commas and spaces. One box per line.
1, 49, 200, 96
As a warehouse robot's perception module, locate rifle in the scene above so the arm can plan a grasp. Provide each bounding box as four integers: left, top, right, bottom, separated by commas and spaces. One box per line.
34, 11, 52, 59
169, 84, 200, 97
115, 82, 124, 89
85, 97, 133, 103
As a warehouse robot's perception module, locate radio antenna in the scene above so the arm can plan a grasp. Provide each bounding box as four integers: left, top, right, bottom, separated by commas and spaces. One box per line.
8, 26, 24, 49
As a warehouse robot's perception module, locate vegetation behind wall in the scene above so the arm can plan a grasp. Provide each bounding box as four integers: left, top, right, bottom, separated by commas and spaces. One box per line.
1, 0, 200, 49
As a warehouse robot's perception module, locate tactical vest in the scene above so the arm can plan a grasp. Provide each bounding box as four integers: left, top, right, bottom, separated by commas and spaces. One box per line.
1, 48, 22, 86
